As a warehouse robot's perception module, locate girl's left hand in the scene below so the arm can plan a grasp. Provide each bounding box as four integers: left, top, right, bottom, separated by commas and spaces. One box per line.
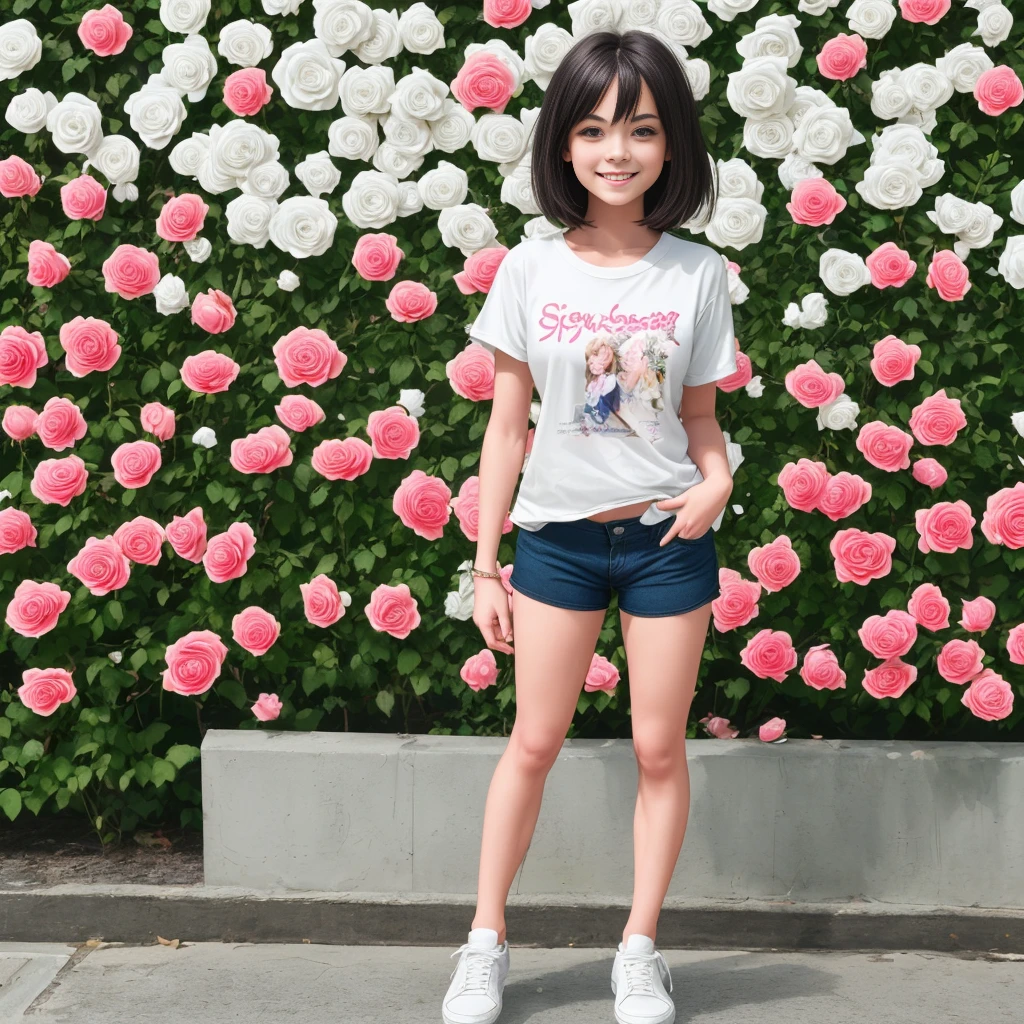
656, 480, 733, 545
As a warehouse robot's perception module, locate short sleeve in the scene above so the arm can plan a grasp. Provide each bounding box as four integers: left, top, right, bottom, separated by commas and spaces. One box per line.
683, 257, 738, 387
467, 249, 528, 362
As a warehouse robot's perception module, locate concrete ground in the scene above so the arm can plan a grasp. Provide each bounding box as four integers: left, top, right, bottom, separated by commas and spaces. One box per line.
2, 940, 1021, 1023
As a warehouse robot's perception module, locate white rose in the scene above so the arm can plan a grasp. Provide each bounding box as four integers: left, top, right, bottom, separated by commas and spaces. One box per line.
743, 117, 795, 160
339, 65, 395, 116
522, 216, 565, 241
5, 87, 56, 134
417, 160, 468, 210
846, 0, 898, 39
438, 203, 499, 257
208, 119, 280, 185
160, 0, 210, 34
112, 183, 138, 202
217, 20, 274, 68
184, 237, 212, 262
196, 154, 240, 194
727, 56, 797, 120
342, 169, 402, 228
241, 160, 290, 199
153, 274, 190, 315
124, 74, 188, 150
656, 0, 713, 49
1011, 410, 1024, 438
854, 159, 923, 210
782, 302, 803, 328
428, 99, 475, 153
976, 4, 1012, 49
351, 8, 402, 66
786, 84, 834, 127
735, 13, 800, 65
869, 68, 915, 121
816, 393, 860, 432
901, 63, 954, 114
567, 0, 622, 37
295, 151, 341, 197
262, 0, 302, 14
703, 197, 766, 251
277, 270, 300, 292
956, 202, 1001, 254
1010, 179, 1024, 226
192, 426, 217, 448
710, 0, 761, 18
872, 124, 943, 186
799, 0, 840, 13
935, 43, 994, 93
777, 151, 823, 190
380, 112, 433, 155
389, 67, 449, 121
371, 142, 424, 180
818, 249, 872, 296
620, 0, 659, 30
996, 235, 1024, 290
501, 163, 541, 215
272, 39, 345, 111
268, 196, 338, 258
397, 180, 423, 217
46, 92, 104, 157
399, 1, 445, 55
226, 194, 277, 247
169, 132, 209, 177
792, 105, 864, 164
716, 158, 763, 200
328, 115, 379, 161
799, 292, 829, 328
927, 193, 976, 235
398, 389, 426, 418
683, 57, 712, 102
472, 113, 528, 164
444, 581, 475, 622
745, 376, 764, 398
313, 0, 374, 57
464, 40, 526, 92
524, 22, 573, 90
161, 35, 219, 102
0, 19, 42, 81
87, 135, 140, 186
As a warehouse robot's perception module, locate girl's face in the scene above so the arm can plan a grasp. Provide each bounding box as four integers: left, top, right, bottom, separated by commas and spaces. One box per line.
588, 345, 613, 374
562, 76, 668, 210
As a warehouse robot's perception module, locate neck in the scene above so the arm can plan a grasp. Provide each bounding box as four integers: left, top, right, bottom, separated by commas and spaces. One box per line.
569, 197, 660, 253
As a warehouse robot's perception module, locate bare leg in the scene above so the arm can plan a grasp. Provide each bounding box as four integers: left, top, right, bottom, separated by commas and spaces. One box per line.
471, 588, 608, 945
618, 601, 713, 945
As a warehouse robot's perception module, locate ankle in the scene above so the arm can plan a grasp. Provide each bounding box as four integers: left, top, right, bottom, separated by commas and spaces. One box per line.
472, 921, 507, 945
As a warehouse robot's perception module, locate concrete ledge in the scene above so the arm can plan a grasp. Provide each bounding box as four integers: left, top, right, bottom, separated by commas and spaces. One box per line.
2, 885, 1023, 953
201, 731, 1024, 908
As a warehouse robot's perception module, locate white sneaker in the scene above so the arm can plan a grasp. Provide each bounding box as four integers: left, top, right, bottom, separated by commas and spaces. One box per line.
610, 933, 675, 1024
441, 926, 510, 1024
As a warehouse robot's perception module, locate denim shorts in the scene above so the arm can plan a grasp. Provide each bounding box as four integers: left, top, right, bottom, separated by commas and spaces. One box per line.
508, 513, 720, 618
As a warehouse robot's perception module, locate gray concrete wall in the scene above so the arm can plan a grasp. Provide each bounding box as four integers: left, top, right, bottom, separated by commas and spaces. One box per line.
201, 732, 1024, 908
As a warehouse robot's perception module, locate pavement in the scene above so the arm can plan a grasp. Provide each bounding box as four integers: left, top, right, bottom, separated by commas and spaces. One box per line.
2, 939, 1022, 1023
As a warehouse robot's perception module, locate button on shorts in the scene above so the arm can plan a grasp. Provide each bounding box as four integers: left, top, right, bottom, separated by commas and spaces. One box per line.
508, 513, 720, 618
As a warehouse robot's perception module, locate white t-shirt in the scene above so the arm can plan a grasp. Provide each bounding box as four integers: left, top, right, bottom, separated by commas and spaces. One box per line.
469, 230, 738, 533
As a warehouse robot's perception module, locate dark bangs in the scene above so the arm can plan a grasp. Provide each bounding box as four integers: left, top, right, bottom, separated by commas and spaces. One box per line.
529, 30, 718, 233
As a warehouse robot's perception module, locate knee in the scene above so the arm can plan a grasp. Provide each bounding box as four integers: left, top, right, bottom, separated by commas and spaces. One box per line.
508, 728, 564, 773
633, 735, 686, 779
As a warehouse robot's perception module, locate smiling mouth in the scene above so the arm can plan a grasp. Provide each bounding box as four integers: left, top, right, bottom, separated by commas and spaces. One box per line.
597, 172, 638, 181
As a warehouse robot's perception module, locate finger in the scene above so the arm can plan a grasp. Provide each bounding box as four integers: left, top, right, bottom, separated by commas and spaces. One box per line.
498, 614, 513, 644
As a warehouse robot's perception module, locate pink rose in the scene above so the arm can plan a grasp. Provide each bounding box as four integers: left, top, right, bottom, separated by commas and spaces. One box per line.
164, 507, 207, 562
816, 471, 872, 521
0, 325, 49, 388
5, 580, 72, 637
961, 668, 1014, 721
784, 359, 845, 409
366, 405, 420, 459
778, 458, 830, 512
0, 507, 38, 554
907, 583, 950, 631
981, 482, 1024, 549
78, 4, 133, 56
111, 439, 162, 489
141, 401, 176, 440
716, 349, 752, 392
229, 425, 294, 474
454, 245, 508, 294
252, 692, 283, 721
816, 33, 868, 81
35, 396, 88, 452
365, 581, 421, 639
60, 174, 107, 221
191, 288, 236, 334
232, 606, 281, 656
223, 68, 273, 117
858, 609, 918, 659
701, 715, 739, 739
180, 350, 242, 394
959, 595, 996, 633
275, 394, 325, 432
351, 233, 404, 281
1006, 623, 1024, 665
311, 437, 374, 481
861, 657, 917, 700
451, 51, 518, 114
3, 405, 38, 441
912, 458, 947, 489
925, 249, 970, 301
483, 0, 533, 29
461, 649, 499, 691
27, 240, 72, 288
759, 717, 786, 742
830, 527, 896, 585
746, 535, 801, 592
740, 628, 798, 683
899, 0, 950, 24
385, 280, 438, 322
855, 420, 914, 472
974, 65, 1024, 117
102, 243, 160, 299
67, 535, 131, 595
936, 638, 984, 685
156, 193, 209, 242
30, 454, 89, 506
865, 242, 917, 290
18, 667, 76, 716
449, 475, 513, 543
112, 515, 166, 565
914, 499, 975, 554
584, 652, 620, 693
800, 643, 847, 690
0, 155, 43, 198
393, 469, 453, 541
59, 316, 121, 377
273, 327, 347, 387
203, 521, 257, 584
711, 567, 762, 632
162, 629, 229, 697
870, 334, 921, 385
908, 389, 966, 446
785, 177, 846, 226
448, 342, 496, 401
300, 573, 345, 627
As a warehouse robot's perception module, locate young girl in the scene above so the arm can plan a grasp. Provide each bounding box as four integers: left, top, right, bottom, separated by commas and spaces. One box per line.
445, 29, 738, 1024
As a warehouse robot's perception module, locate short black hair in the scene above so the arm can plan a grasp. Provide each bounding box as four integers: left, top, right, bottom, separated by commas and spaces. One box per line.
529, 30, 717, 233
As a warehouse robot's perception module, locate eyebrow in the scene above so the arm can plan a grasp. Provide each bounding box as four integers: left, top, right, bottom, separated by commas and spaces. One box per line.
581, 113, 660, 123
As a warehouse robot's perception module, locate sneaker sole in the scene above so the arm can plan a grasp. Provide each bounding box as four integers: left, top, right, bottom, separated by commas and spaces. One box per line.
610, 978, 676, 1024
441, 999, 503, 1024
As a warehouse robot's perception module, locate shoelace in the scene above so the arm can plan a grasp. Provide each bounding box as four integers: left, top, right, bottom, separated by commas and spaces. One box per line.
620, 949, 673, 995
449, 943, 505, 990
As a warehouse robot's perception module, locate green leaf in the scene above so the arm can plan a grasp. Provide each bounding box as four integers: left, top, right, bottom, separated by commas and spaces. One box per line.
0, 789, 22, 821
164, 744, 200, 769
375, 690, 395, 716
397, 649, 421, 674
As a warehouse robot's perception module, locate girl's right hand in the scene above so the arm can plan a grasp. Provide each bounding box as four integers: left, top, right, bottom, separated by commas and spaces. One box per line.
473, 578, 514, 654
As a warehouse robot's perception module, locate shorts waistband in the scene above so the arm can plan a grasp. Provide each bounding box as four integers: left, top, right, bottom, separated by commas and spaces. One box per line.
552, 513, 660, 539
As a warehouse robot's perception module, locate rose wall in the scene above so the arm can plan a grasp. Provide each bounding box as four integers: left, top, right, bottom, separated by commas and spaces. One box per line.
1, 0, 1023, 837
